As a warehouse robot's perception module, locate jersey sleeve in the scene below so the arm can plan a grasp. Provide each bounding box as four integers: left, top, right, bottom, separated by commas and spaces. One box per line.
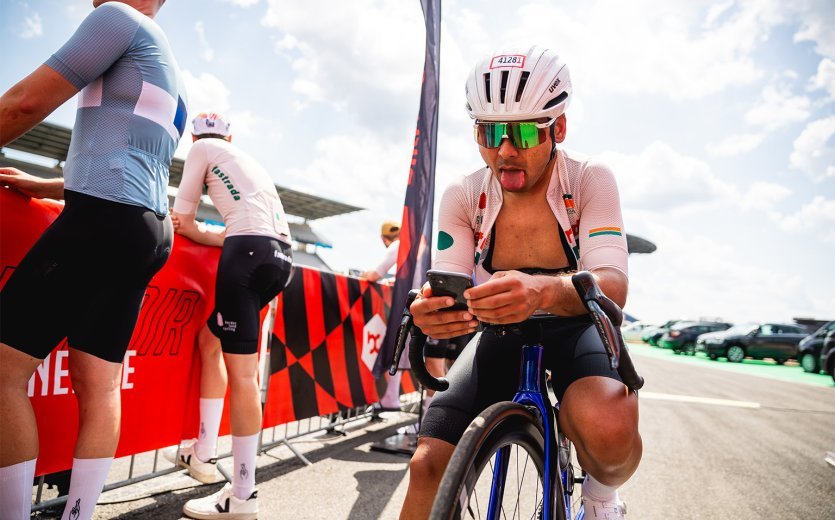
44, 4, 140, 89
372, 241, 399, 277
434, 178, 476, 276
576, 161, 629, 276
173, 141, 209, 215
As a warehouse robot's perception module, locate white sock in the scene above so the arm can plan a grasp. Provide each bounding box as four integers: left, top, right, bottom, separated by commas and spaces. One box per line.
380, 371, 402, 408
195, 398, 224, 462
231, 433, 258, 500
0, 458, 36, 520
582, 474, 619, 503
60, 457, 113, 520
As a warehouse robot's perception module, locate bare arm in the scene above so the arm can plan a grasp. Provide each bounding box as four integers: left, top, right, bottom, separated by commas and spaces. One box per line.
171, 211, 226, 248
0, 65, 79, 147
0, 167, 65, 200
360, 270, 383, 282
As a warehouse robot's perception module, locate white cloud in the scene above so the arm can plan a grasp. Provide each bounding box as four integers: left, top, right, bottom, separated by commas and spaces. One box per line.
223, 0, 260, 6
282, 130, 419, 271
792, 0, 835, 59
745, 83, 811, 130
706, 132, 766, 157
789, 115, 835, 181
194, 21, 215, 62
497, 0, 786, 100
779, 195, 835, 243
262, 0, 424, 124
20, 13, 42, 38
808, 58, 835, 101
738, 181, 793, 212
626, 227, 812, 324
599, 141, 735, 213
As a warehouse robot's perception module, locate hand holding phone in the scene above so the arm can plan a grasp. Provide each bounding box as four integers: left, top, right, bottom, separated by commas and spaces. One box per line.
426, 269, 473, 311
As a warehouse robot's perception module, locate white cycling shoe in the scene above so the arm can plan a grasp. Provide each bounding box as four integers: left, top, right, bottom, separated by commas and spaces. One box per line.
183, 483, 258, 520
582, 496, 627, 519
163, 439, 220, 484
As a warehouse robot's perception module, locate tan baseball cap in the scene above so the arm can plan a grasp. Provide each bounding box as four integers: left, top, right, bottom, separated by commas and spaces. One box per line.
381, 221, 401, 238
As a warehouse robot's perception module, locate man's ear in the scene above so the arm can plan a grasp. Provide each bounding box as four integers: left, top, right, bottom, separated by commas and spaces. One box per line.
554, 114, 567, 143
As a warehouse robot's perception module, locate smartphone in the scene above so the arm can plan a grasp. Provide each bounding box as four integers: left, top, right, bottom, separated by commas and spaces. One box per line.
426, 269, 473, 310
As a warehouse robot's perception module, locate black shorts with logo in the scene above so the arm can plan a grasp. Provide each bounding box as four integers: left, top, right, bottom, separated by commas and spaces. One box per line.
0, 190, 172, 363
420, 315, 624, 445
207, 235, 294, 355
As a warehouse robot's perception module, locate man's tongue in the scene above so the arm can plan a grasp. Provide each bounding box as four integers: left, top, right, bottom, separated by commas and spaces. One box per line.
500, 169, 525, 190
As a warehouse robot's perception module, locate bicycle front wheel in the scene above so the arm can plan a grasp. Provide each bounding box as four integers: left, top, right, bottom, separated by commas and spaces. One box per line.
430, 401, 556, 520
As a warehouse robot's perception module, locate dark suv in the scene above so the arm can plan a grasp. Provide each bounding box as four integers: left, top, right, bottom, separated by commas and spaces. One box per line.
797, 320, 835, 373
659, 321, 732, 355
696, 323, 808, 363
642, 319, 683, 346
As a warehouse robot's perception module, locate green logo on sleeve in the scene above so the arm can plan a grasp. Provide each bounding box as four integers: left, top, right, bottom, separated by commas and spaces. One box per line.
438, 231, 454, 250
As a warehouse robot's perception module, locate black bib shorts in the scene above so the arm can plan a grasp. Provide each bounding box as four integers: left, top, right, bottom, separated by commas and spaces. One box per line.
0, 190, 172, 363
420, 315, 624, 445
206, 235, 294, 355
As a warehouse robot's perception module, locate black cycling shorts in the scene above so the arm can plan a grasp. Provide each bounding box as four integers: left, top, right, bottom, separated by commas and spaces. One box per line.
0, 190, 172, 363
420, 316, 624, 446
207, 235, 293, 355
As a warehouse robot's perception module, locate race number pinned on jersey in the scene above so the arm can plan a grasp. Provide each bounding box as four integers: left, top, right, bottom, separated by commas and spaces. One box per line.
490, 55, 526, 68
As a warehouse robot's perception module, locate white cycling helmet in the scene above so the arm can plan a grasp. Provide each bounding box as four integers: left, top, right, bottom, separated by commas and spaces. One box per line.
192, 112, 231, 137
465, 45, 572, 122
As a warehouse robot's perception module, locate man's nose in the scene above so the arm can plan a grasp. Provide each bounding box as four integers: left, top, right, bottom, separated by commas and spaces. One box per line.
497, 138, 519, 158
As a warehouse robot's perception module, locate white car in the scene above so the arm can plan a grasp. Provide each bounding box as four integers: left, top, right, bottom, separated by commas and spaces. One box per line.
621, 321, 657, 342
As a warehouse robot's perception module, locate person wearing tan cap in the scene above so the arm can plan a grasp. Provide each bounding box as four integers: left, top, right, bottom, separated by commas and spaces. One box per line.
361, 221, 401, 283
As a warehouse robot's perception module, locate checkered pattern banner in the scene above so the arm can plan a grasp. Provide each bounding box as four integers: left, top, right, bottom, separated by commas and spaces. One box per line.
263, 269, 414, 426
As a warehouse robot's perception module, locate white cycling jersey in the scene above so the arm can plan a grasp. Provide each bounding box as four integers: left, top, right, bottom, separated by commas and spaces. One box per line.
173, 138, 291, 243
434, 148, 628, 285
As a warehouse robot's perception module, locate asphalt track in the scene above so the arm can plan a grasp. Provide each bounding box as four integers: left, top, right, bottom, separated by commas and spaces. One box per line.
34, 342, 835, 519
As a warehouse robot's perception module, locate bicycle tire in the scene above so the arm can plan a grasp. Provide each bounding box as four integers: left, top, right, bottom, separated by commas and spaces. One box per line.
430, 401, 559, 520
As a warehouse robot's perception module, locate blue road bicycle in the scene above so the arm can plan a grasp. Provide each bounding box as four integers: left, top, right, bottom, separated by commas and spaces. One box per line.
391, 272, 644, 520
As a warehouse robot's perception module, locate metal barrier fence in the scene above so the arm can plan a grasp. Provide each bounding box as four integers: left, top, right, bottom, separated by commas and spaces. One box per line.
31, 392, 420, 512
31, 300, 420, 512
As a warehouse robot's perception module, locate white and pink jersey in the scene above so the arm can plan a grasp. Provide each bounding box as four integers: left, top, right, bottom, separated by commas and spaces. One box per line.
173, 138, 291, 243
434, 148, 628, 285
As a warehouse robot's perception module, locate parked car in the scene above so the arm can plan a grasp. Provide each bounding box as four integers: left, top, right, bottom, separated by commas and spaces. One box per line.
642, 319, 683, 346
797, 320, 835, 373
621, 321, 657, 342
696, 323, 808, 363
819, 330, 835, 383
659, 321, 732, 354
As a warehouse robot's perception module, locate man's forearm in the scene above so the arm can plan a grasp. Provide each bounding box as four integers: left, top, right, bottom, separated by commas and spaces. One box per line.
538, 269, 628, 316
180, 225, 225, 247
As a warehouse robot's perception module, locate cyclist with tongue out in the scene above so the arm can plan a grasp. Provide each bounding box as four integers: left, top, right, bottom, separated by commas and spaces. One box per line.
399, 45, 641, 519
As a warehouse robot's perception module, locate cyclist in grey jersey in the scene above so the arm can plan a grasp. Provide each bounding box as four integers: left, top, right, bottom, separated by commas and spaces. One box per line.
0, 2, 184, 519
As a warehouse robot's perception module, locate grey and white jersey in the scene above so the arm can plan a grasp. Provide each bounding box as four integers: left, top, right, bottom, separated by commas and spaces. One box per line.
46, 2, 187, 215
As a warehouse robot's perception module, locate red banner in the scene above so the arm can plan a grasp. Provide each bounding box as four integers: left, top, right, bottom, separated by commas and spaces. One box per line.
1, 189, 410, 476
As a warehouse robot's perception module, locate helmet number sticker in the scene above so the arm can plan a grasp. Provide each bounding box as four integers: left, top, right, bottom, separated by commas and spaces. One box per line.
490, 55, 526, 68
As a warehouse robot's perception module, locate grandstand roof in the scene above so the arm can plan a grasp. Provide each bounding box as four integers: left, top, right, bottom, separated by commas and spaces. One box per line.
3, 122, 363, 222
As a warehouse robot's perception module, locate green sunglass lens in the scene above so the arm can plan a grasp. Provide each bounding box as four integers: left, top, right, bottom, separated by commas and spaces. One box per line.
509, 123, 541, 149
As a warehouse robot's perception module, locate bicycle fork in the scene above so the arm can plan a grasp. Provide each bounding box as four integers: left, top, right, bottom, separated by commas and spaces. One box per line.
486, 344, 566, 520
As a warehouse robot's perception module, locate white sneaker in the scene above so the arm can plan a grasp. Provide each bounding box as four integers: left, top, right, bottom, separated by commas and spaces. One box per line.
396, 422, 419, 435
582, 496, 627, 519
183, 483, 258, 520
163, 439, 219, 484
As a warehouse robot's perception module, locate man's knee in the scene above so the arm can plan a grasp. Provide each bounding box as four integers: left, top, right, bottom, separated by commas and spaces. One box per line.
561, 380, 640, 466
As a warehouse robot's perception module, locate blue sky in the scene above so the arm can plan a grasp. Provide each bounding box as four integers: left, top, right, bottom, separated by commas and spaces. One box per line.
2, 0, 834, 324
